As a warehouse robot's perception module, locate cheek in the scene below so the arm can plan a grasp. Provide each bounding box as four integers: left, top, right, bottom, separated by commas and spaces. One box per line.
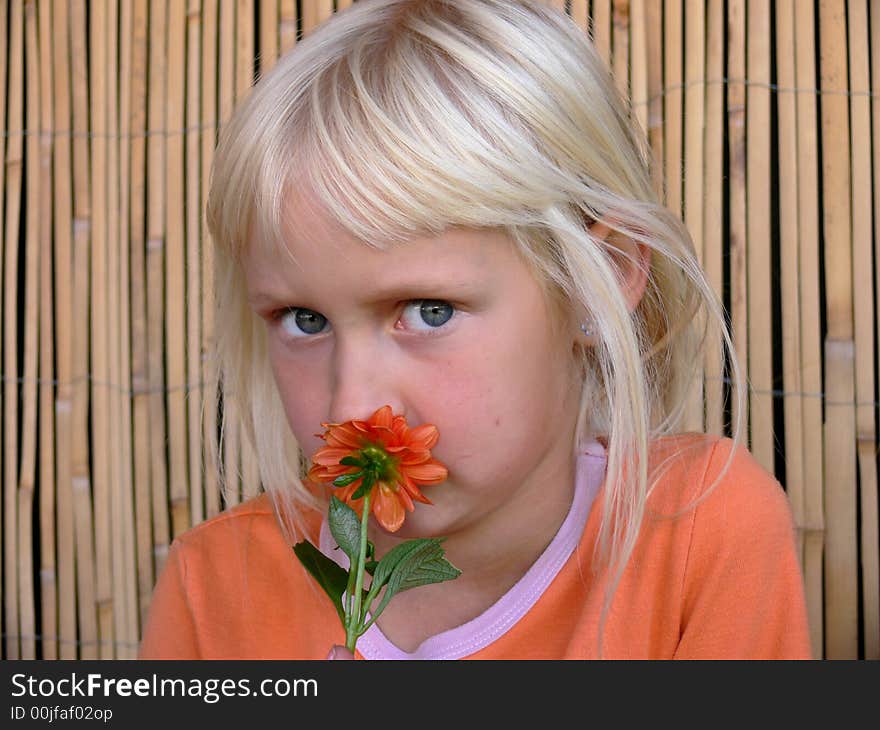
430, 321, 573, 452
417, 338, 529, 450
268, 346, 327, 456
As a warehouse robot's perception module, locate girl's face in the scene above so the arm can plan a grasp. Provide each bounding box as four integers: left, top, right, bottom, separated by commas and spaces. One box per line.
243, 191, 585, 542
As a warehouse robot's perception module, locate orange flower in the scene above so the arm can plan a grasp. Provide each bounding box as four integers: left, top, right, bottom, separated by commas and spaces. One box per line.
307, 405, 448, 532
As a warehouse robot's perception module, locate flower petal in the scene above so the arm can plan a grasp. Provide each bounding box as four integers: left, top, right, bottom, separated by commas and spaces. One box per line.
408, 424, 439, 449
403, 461, 448, 483
394, 482, 415, 512
311, 447, 354, 466
369, 405, 394, 430
324, 423, 364, 449
401, 472, 433, 504
372, 483, 405, 532
391, 416, 408, 440
368, 426, 398, 449
397, 449, 431, 465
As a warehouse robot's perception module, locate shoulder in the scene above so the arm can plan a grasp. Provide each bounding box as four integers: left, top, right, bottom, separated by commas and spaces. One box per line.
173, 493, 276, 548
647, 432, 791, 522
647, 432, 797, 567
168, 492, 322, 569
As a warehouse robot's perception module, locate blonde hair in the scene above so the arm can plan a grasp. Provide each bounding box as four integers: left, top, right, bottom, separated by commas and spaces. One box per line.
205, 0, 745, 652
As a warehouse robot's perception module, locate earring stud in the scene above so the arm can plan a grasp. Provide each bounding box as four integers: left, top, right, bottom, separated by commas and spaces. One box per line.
580, 322, 592, 337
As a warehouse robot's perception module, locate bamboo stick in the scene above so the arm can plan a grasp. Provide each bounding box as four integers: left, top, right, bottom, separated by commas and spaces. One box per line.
217, 0, 240, 508
37, 0, 57, 662
116, 0, 138, 659
147, 0, 171, 581
88, 0, 114, 660
280, 0, 297, 55
186, 0, 203, 534
237, 0, 254, 101
167, 0, 190, 540
847, 0, 878, 661
104, 0, 124, 659
819, 0, 858, 660
663, 0, 682, 217
611, 0, 630, 108
869, 0, 880, 663
629, 0, 647, 145
202, 0, 220, 521
51, 0, 76, 661
684, 0, 706, 267
0, 0, 6, 658
745, 0, 773, 473
237, 0, 259, 505
129, 0, 154, 631
592, 0, 611, 67
87, 0, 115, 659
774, 0, 806, 580
71, 0, 99, 660
260, 0, 278, 75
794, 0, 825, 661
643, 0, 663, 198
4, 0, 24, 661
570, 0, 588, 31
703, 0, 724, 438
68, 0, 97, 659
236, 0, 258, 504
682, 0, 706, 434
302, 0, 332, 36
726, 0, 748, 451
219, 0, 234, 156
18, 0, 40, 661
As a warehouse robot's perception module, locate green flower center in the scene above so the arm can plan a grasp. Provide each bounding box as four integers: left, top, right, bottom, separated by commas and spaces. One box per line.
358, 444, 399, 484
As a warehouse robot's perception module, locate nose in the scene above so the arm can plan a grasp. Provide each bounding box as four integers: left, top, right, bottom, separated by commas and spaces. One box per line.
326, 332, 405, 425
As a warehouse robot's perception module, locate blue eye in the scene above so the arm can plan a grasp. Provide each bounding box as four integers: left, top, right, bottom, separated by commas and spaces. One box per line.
279, 308, 329, 337
401, 300, 455, 331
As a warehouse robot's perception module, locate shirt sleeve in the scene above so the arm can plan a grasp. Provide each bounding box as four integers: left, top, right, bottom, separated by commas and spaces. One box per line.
673, 438, 813, 659
138, 539, 201, 659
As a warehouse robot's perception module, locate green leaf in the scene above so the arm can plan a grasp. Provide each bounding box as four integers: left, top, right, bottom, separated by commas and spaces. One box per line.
364, 540, 377, 574
370, 539, 438, 590
328, 496, 361, 563
351, 470, 375, 501
367, 538, 461, 621
292, 540, 349, 624
332, 471, 363, 487
339, 455, 364, 467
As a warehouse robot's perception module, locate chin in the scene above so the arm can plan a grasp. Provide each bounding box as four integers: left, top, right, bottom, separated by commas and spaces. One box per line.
374, 510, 450, 542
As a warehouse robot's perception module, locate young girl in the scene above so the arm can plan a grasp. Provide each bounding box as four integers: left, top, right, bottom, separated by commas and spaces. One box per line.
139, 0, 811, 660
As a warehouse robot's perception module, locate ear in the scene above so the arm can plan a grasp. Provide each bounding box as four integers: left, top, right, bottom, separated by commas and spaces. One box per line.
589, 220, 651, 313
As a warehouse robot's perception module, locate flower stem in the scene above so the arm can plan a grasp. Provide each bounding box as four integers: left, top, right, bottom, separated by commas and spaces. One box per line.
345, 491, 372, 652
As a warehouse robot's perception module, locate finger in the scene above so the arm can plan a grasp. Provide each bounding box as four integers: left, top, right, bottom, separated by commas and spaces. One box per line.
326, 645, 355, 660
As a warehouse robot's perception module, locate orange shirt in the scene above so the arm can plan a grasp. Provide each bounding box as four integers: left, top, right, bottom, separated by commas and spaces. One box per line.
138, 433, 812, 659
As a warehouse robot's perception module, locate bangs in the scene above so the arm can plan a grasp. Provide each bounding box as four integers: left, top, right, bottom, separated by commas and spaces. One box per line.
254, 5, 574, 255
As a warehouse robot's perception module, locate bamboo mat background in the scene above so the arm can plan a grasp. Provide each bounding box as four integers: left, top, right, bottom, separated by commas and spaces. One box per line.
0, 0, 877, 660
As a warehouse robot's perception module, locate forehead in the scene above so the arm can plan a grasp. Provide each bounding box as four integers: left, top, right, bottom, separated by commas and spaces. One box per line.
243, 187, 522, 304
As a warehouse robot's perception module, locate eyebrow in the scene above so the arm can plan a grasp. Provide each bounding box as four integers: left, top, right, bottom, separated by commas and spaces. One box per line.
248, 277, 484, 308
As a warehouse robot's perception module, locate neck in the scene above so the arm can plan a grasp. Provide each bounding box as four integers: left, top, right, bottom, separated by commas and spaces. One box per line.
367, 439, 579, 595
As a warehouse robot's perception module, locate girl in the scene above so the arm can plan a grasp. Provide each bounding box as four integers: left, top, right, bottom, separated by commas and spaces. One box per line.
139, 0, 811, 659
